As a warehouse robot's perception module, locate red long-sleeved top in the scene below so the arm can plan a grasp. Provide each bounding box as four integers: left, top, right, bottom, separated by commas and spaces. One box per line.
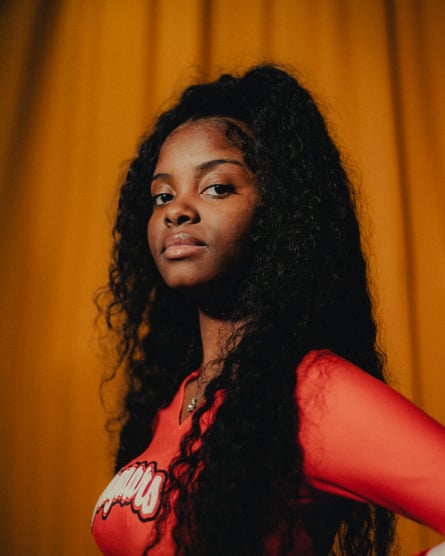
92, 350, 445, 555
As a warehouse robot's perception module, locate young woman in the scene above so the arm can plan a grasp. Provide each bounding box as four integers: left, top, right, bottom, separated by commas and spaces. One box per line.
92, 65, 445, 555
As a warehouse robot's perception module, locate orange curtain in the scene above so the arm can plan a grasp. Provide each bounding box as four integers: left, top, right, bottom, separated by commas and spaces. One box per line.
1, 1, 444, 554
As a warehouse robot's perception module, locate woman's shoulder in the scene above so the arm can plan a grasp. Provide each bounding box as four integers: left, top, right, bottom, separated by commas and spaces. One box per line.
296, 349, 436, 428
296, 349, 386, 406
297, 349, 368, 376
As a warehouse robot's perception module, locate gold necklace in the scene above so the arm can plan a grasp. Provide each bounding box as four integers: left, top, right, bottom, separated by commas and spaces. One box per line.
186, 377, 203, 413
186, 364, 213, 413
186, 393, 199, 413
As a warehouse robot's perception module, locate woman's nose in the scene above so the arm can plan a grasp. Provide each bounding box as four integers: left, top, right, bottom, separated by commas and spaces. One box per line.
164, 196, 199, 227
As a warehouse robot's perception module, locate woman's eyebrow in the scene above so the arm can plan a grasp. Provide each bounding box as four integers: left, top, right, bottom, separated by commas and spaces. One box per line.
151, 159, 245, 182
197, 158, 245, 171
151, 172, 169, 182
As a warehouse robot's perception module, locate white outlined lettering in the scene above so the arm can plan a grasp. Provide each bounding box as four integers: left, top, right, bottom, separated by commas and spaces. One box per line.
93, 461, 167, 522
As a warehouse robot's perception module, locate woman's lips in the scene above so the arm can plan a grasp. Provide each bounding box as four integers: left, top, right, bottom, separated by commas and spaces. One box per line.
162, 233, 207, 260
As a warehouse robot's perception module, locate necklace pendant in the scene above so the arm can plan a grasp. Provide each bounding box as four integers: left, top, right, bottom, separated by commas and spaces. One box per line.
186, 396, 198, 413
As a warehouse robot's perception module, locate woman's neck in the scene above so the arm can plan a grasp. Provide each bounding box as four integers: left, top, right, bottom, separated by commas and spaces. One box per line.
198, 309, 240, 374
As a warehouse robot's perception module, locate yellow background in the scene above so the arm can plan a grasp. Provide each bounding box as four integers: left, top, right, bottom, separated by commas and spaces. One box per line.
0, 1, 444, 554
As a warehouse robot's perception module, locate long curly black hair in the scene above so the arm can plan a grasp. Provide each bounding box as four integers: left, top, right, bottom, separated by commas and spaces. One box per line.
98, 65, 395, 555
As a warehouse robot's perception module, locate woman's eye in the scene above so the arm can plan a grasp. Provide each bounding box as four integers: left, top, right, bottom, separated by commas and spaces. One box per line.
204, 184, 235, 197
152, 192, 173, 206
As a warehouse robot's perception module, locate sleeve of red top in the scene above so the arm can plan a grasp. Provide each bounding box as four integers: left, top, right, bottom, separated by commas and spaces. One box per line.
297, 351, 445, 536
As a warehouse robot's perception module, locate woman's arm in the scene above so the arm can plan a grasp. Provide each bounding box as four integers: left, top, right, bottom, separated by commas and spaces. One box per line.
297, 351, 445, 537
415, 542, 445, 555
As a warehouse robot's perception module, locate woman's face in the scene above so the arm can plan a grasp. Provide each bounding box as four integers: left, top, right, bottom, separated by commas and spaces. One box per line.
147, 119, 258, 291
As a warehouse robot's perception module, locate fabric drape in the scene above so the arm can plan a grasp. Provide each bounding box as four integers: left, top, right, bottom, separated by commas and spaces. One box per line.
1, 1, 443, 554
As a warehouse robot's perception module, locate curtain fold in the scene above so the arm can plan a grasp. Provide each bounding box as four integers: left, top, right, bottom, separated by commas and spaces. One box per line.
1, 1, 443, 554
